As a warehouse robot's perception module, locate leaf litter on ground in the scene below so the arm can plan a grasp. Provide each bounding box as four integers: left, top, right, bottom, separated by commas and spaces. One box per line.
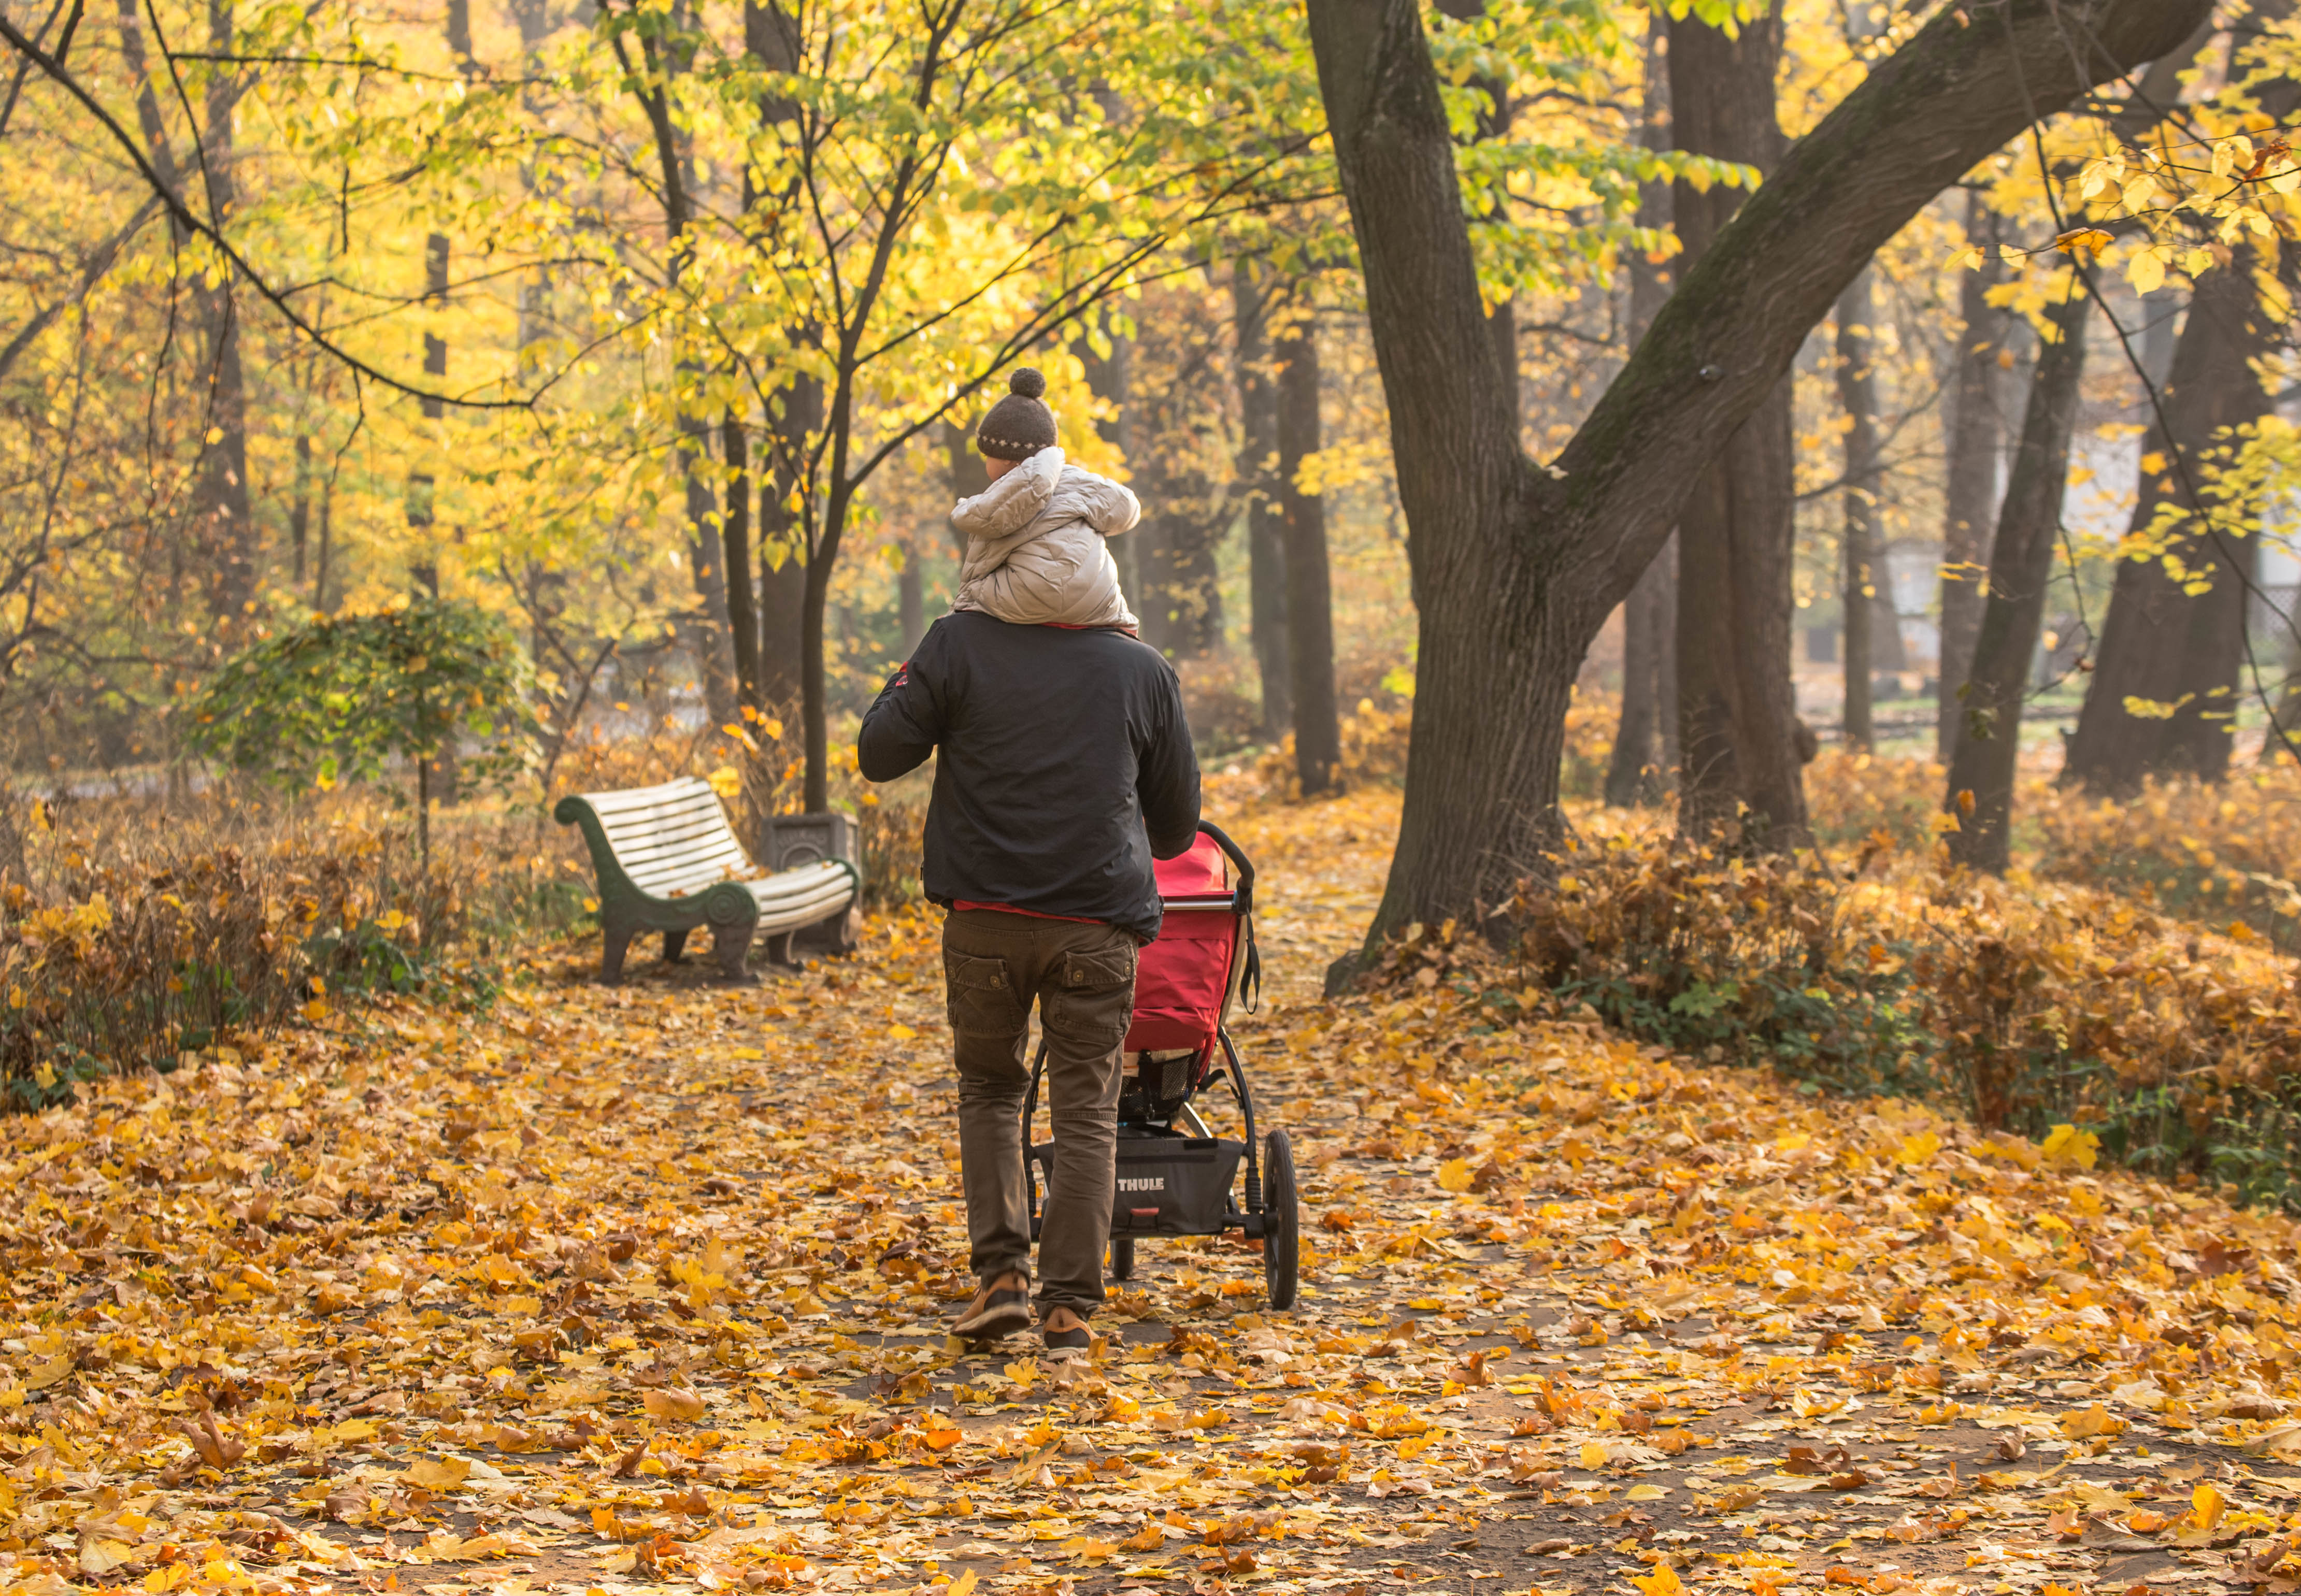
2, 785, 2299, 1596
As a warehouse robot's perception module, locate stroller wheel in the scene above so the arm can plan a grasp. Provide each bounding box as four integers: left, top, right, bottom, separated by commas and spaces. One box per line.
1262, 1128, 1299, 1311
1109, 1235, 1136, 1282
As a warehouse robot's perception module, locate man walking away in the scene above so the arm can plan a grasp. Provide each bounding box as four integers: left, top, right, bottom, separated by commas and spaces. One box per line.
857, 381, 1199, 1355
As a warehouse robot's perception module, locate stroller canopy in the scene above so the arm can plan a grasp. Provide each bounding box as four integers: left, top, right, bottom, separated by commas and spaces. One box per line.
1126, 832, 1240, 1054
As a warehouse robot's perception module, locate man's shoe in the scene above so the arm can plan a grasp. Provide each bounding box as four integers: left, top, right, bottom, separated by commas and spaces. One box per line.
953, 1279, 1032, 1341
1041, 1307, 1092, 1359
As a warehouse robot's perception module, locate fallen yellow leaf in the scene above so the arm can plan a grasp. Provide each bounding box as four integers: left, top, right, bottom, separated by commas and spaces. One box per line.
642, 1387, 706, 1422
403, 1456, 471, 1489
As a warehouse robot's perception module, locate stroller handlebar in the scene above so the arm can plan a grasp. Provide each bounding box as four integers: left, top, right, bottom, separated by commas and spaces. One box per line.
1193, 820, 1254, 917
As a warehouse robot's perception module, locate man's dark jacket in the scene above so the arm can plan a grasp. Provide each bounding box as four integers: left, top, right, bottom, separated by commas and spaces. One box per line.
857, 612, 1201, 941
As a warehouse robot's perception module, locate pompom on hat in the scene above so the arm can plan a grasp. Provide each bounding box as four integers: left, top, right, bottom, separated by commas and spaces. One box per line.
975, 367, 1059, 461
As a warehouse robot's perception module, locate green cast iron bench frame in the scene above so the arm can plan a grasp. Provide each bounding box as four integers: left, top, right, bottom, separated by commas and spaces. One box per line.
554, 777, 860, 982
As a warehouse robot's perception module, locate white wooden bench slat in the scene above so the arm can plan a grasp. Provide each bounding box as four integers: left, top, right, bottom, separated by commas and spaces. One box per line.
600, 814, 729, 851
612, 831, 755, 876
632, 861, 752, 897
580, 777, 718, 814
598, 799, 727, 839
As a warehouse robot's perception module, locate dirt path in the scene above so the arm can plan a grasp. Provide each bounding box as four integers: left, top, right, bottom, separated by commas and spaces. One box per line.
4, 788, 2298, 1596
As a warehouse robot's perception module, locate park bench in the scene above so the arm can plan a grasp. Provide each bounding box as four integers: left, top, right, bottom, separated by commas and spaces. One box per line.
554, 777, 859, 982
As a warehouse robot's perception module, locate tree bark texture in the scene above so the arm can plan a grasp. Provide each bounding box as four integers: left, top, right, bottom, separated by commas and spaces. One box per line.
1943, 284, 2092, 872
1303, 0, 2210, 961
1667, 8, 1806, 845
1232, 262, 1292, 738
2061, 244, 2285, 789
1278, 317, 1340, 795
1937, 192, 2011, 757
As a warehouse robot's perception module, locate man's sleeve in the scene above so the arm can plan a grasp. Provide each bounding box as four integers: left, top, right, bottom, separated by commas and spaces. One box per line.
1137, 662, 1202, 859
857, 633, 944, 782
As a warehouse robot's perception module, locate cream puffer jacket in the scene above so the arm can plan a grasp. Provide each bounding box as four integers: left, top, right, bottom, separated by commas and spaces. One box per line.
948, 445, 1139, 629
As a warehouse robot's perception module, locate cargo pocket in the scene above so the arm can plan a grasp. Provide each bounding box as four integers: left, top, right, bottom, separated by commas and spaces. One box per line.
944, 952, 1024, 1038
1043, 942, 1136, 1045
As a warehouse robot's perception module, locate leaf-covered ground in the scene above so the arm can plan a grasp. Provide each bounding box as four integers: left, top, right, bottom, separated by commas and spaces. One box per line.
7, 789, 2301, 1596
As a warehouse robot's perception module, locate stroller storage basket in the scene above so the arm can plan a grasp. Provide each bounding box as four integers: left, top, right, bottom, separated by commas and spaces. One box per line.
1030, 1130, 1244, 1238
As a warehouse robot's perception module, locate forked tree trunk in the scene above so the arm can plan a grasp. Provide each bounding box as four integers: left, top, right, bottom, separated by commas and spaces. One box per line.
1278, 315, 1342, 794
2062, 242, 2285, 789
1943, 284, 2092, 872
1232, 262, 1292, 738
1937, 192, 2011, 758
1667, 7, 1805, 845
1303, 0, 2209, 974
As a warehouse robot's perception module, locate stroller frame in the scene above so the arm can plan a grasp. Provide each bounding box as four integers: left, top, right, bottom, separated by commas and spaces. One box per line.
1021, 822, 1299, 1310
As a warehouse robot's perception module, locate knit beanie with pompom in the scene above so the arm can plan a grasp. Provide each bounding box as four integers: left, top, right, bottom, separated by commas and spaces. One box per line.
975, 368, 1059, 461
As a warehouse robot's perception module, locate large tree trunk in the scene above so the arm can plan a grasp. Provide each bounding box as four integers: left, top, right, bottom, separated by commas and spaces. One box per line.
1835, 265, 1889, 748
2061, 246, 2285, 790
1278, 315, 1341, 794
1667, 8, 1806, 845
1232, 262, 1291, 738
1304, 0, 2209, 973
1936, 192, 2011, 757
1943, 285, 2092, 872
1604, 16, 1675, 808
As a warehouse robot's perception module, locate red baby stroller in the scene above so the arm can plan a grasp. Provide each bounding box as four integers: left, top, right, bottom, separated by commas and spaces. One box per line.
1024, 823, 1299, 1310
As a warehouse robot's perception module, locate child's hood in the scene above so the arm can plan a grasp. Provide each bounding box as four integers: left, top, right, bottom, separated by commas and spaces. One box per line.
949, 445, 1140, 541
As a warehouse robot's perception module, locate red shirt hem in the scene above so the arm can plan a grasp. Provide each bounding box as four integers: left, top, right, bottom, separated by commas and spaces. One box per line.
952, 901, 1104, 925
